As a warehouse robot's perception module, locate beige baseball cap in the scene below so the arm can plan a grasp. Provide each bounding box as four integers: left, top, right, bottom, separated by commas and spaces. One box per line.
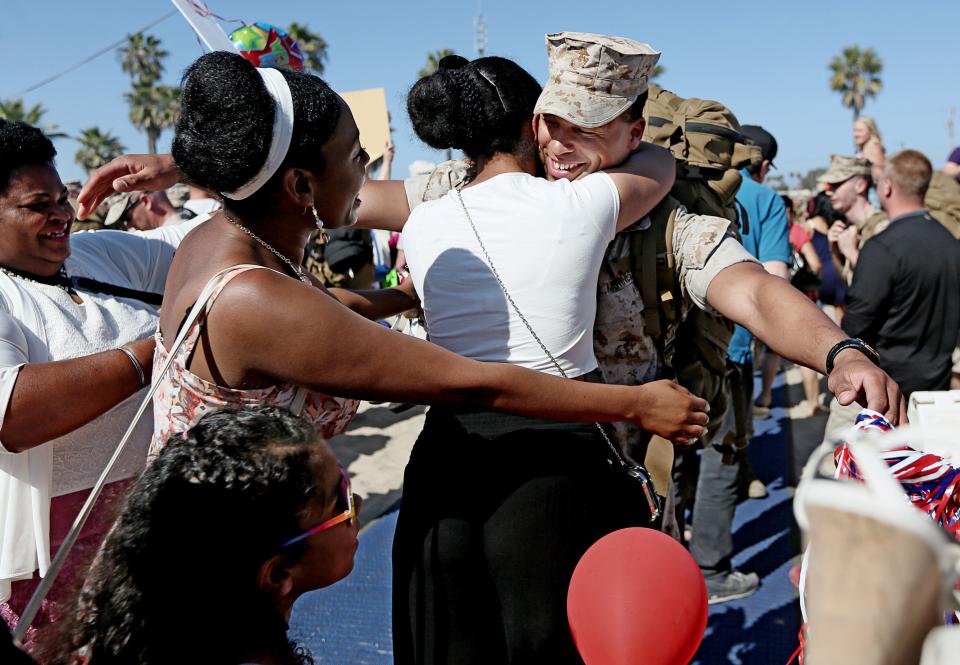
818, 154, 873, 185
533, 32, 660, 128
103, 191, 139, 227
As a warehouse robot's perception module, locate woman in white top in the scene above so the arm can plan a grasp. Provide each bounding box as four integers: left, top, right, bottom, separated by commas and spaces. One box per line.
394, 55, 703, 664
0, 120, 206, 642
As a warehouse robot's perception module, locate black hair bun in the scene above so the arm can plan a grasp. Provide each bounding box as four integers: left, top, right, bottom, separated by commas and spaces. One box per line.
408, 56, 542, 159
438, 54, 469, 71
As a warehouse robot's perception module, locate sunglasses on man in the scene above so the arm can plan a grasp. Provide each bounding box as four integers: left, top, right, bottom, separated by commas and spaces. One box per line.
280, 466, 356, 548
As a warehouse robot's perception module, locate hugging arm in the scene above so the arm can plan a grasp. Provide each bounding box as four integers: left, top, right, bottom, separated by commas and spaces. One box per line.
604, 143, 676, 230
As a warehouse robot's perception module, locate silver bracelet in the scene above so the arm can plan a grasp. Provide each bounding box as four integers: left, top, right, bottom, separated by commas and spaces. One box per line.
117, 345, 146, 390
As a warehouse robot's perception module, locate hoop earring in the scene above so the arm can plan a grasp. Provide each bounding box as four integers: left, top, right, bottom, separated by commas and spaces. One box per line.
310, 204, 329, 243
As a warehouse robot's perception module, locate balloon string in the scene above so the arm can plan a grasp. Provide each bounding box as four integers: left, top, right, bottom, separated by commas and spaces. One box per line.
785, 625, 806, 665
185, 0, 243, 25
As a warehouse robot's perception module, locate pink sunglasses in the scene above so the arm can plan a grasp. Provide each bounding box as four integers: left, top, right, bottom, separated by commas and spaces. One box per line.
281, 466, 356, 548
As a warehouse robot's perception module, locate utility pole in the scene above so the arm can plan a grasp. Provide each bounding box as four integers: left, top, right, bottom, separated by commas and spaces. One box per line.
474, 1, 487, 57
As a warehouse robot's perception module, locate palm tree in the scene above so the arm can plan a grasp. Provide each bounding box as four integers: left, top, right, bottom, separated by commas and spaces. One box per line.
0, 97, 67, 139
125, 82, 180, 154
650, 65, 665, 81
418, 49, 456, 78
74, 127, 127, 174
117, 33, 177, 154
117, 32, 168, 84
286, 22, 328, 75
828, 45, 883, 120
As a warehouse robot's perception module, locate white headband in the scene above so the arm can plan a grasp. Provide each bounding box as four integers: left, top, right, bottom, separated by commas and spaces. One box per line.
222, 68, 295, 200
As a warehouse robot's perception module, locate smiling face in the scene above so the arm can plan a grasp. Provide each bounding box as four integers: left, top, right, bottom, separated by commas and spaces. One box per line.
0, 163, 74, 275
309, 97, 369, 229
535, 112, 644, 181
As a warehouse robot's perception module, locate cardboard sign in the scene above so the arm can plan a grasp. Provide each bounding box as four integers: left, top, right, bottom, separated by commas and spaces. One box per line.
340, 88, 391, 165
170, 0, 239, 52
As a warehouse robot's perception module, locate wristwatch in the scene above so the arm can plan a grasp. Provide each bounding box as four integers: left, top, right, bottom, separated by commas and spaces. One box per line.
825, 338, 880, 375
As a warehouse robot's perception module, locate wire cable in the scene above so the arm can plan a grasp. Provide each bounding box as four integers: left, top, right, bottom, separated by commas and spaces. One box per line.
15, 10, 178, 96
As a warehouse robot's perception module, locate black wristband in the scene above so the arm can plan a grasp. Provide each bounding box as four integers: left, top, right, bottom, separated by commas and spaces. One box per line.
825, 338, 879, 375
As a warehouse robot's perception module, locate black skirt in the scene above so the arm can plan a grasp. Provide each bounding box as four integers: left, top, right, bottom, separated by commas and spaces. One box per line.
392, 407, 652, 665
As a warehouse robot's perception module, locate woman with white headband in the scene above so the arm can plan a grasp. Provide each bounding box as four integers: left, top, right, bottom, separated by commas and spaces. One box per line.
137, 50, 706, 456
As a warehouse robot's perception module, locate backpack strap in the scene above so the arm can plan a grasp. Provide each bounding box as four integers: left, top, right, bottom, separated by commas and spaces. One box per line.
635, 216, 662, 342
70, 276, 163, 306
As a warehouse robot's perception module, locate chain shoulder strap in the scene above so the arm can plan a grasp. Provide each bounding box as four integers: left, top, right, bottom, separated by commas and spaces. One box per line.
453, 186, 627, 464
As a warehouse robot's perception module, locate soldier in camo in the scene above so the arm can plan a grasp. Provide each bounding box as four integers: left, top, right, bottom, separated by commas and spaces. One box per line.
533, 33, 751, 458
533, 32, 772, 602
819, 154, 888, 282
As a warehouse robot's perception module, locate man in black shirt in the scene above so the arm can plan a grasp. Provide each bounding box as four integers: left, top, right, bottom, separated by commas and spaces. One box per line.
842, 150, 960, 398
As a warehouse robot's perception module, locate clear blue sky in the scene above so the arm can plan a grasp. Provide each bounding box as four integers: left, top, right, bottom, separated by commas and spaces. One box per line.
2, 0, 958, 184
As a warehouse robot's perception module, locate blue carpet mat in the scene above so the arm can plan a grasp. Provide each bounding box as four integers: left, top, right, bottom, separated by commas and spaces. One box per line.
289, 509, 398, 664
292, 374, 806, 664
693, 374, 802, 664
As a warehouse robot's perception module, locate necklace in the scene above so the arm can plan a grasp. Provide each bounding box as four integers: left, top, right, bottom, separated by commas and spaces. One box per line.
0, 264, 74, 293
222, 213, 310, 284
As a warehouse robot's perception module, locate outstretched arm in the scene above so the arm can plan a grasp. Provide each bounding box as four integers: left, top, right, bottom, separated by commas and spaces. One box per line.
706, 261, 906, 424
77, 154, 179, 219
207, 270, 710, 444
79, 153, 417, 234
353, 180, 410, 233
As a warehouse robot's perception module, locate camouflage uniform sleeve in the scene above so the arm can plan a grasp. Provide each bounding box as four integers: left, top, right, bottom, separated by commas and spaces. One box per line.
673, 207, 759, 312
403, 159, 472, 210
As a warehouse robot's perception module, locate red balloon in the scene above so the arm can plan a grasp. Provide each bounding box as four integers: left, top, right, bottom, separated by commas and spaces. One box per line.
568, 528, 708, 665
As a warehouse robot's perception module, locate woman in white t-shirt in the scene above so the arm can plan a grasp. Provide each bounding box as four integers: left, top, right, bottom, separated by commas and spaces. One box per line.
394, 55, 704, 664
0, 120, 206, 643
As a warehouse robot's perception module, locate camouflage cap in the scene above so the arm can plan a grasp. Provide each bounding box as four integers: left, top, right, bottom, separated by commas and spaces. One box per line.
533, 32, 660, 129
102, 191, 138, 227
166, 183, 190, 208
817, 154, 873, 185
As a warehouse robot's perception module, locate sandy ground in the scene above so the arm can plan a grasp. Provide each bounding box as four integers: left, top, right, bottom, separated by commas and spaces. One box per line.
328, 402, 426, 526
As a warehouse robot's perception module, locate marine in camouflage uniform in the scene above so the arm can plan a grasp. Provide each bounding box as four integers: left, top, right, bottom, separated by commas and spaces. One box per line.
533, 33, 755, 466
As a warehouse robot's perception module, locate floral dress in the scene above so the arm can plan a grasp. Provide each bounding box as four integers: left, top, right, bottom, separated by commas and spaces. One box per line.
149, 265, 358, 458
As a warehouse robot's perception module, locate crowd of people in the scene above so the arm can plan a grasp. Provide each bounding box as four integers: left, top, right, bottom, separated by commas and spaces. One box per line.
0, 25, 957, 665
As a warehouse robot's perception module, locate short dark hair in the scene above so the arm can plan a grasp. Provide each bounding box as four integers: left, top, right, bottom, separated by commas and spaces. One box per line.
407, 54, 542, 159
172, 51, 342, 215
620, 90, 649, 123
0, 120, 56, 193
780, 194, 794, 217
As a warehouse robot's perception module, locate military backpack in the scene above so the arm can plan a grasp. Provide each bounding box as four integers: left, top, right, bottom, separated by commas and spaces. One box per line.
632, 84, 761, 377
